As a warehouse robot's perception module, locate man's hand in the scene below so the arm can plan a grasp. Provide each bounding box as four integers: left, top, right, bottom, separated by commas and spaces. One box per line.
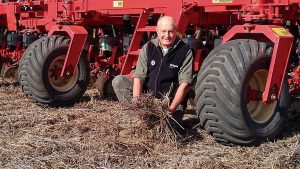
167, 106, 176, 113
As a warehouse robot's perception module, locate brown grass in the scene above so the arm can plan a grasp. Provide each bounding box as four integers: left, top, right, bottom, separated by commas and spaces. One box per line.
0, 85, 300, 168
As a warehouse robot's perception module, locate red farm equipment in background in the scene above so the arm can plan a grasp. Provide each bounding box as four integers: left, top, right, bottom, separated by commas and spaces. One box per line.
0, 0, 300, 145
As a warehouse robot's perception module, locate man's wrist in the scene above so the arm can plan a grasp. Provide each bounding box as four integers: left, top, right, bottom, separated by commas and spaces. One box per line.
132, 95, 140, 102
167, 106, 176, 113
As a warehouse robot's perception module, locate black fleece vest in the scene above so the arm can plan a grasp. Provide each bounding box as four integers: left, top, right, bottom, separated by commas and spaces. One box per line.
144, 40, 190, 99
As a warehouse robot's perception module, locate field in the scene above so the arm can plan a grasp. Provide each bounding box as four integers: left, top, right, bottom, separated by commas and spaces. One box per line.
0, 84, 300, 168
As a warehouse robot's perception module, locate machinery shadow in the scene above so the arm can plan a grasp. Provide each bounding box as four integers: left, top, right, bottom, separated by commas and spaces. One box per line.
277, 120, 300, 141
0, 81, 19, 87
277, 97, 300, 140
183, 106, 300, 145
80, 93, 118, 102
179, 108, 203, 144
179, 118, 203, 145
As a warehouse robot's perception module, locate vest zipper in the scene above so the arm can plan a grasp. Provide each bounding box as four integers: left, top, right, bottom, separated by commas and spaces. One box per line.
154, 56, 163, 97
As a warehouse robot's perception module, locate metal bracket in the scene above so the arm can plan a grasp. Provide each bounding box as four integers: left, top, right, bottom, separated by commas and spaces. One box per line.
48, 25, 88, 77
223, 24, 293, 103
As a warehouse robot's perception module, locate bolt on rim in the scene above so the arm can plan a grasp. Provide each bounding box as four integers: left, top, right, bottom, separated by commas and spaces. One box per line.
48, 55, 79, 92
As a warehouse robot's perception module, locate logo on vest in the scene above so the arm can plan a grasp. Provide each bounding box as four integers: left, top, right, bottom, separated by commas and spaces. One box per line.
169, 64, 179, 69
151, 60, 156, 66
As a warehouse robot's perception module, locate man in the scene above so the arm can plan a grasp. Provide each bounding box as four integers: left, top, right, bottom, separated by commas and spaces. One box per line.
112, 16, 194, 124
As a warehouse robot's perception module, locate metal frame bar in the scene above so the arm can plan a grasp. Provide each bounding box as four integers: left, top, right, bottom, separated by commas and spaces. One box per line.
223, 24, 293, 103
48, 25, 88, 77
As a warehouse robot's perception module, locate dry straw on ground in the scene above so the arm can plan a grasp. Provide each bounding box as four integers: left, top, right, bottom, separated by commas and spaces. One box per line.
0, 85, 300, 168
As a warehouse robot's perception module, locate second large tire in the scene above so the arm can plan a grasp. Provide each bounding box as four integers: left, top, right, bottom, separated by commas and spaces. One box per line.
18, 35, 90, 106
195, 39, 288, 145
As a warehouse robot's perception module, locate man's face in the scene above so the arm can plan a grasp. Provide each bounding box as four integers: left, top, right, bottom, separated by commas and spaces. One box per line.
156, 22, 177, 48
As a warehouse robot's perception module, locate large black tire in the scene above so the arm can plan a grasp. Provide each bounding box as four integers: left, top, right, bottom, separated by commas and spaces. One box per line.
195, 39, 288, 145
18, 35, 90, 106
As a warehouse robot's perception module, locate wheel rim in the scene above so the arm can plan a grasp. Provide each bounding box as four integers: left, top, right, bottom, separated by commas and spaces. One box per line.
247, 69, 277, 123
48, 55, 79, 92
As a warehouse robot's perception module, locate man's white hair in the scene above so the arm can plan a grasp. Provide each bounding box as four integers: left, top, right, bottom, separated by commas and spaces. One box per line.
157, 16, 177, 30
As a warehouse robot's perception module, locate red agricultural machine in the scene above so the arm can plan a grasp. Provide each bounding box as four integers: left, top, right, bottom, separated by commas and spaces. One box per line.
0, 0, 300, 145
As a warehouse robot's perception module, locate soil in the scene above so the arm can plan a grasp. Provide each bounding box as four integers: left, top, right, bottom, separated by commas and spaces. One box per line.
0, 85, 299, 168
